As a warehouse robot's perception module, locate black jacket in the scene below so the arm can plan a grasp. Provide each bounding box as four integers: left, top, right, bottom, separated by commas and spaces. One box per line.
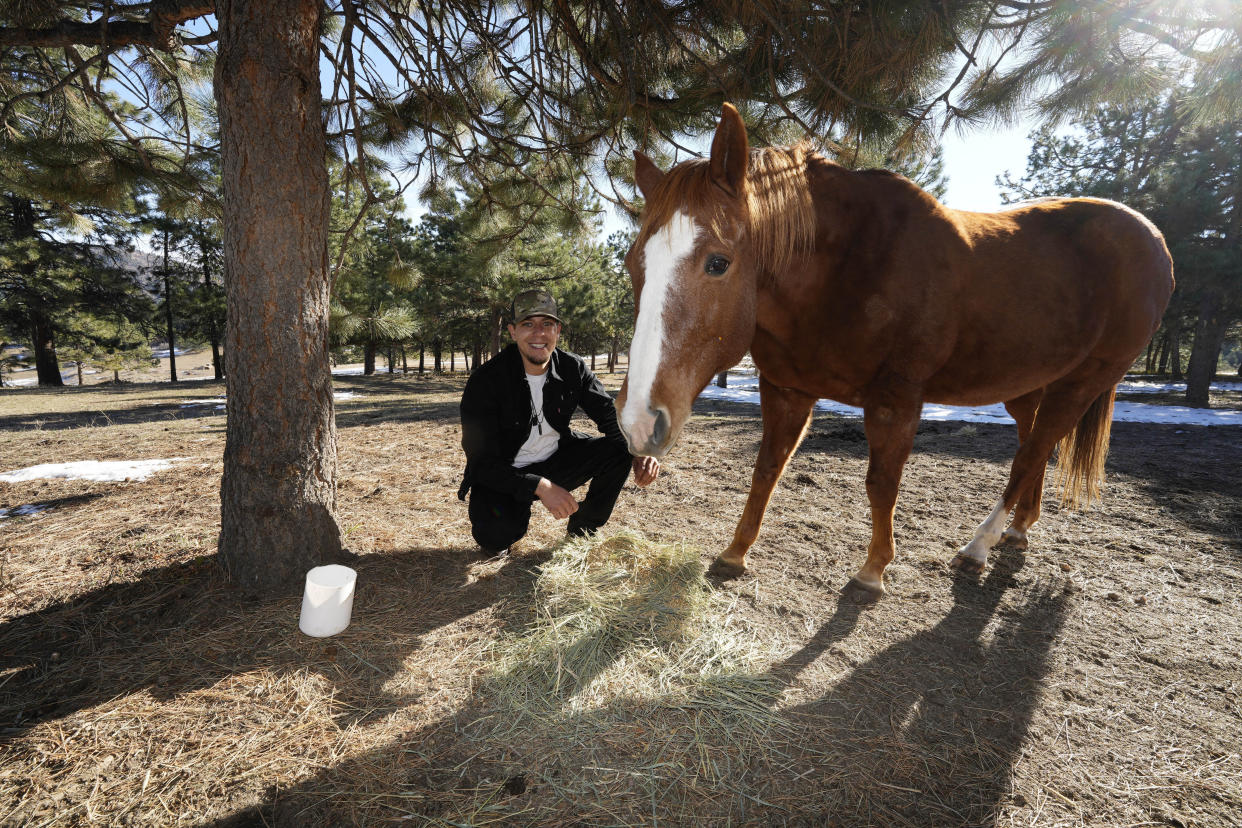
458, 344, 626, 501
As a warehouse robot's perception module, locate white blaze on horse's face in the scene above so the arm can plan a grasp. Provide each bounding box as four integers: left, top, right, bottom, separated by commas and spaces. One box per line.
621, 209, 701, 454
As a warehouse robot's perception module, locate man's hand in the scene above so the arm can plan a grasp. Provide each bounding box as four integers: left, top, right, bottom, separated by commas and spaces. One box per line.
535, 477, 579, 519
632, 455, 660, 488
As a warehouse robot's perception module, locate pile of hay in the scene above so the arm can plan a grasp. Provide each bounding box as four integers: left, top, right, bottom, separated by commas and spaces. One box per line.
481, 532, 783, 720
412, 533, 794, 824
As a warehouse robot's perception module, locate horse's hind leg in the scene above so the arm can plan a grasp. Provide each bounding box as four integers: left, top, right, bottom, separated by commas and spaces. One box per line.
717, 379, 817, 575
952, 380, 1105, 576
1001, 390, 1044, 549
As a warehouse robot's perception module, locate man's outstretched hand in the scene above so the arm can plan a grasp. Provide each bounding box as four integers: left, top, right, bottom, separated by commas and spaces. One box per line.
632, 455, 660, 488
535, 477, 578, 519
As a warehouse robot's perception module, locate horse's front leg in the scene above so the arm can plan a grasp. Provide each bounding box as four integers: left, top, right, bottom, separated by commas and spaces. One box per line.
844, 398, 921, 601
716, 378, 817, 575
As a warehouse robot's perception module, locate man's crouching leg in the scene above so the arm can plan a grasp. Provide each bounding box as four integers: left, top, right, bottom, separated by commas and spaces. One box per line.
467, 485, 532, 554
560, 437, 632, 538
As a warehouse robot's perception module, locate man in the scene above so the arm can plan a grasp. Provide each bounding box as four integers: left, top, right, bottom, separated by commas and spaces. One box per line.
458, 288, 660, 553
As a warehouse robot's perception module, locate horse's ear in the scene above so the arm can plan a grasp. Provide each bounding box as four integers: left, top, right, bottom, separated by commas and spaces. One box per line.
633, 151, 665, 200
709, 102, 749, 198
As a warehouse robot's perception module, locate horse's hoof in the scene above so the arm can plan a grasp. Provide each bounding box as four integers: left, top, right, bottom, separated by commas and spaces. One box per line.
841, 577, 884, 605
708, 556, 747, 580
949, 553, 986, 577
999, 528, 1029, 549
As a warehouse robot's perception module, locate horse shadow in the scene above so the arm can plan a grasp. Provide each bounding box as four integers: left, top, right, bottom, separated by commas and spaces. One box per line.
775, 551, 1072, 825
0, 545, 539, 743
203, 548, 1069, 826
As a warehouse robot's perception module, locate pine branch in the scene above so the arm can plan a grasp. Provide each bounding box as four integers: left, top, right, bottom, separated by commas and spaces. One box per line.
0, 2, 216, 51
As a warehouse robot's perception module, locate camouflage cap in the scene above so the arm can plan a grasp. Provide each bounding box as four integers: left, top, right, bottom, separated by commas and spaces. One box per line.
511, 288, 562, 324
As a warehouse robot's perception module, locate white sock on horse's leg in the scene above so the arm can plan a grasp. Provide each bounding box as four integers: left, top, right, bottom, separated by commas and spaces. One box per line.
957, 498, 1009, 564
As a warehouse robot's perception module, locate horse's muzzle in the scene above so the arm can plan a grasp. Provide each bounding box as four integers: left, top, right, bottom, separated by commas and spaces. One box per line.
621, 405, 671, 457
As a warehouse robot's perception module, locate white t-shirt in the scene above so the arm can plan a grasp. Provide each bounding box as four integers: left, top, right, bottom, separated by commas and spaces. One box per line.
512, 372, 560, 468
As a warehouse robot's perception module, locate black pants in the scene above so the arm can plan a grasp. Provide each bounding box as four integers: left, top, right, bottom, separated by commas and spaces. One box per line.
468, 435, 632, 553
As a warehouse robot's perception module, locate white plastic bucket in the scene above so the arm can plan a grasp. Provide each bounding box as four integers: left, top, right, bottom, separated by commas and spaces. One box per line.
298, 564, 357, 637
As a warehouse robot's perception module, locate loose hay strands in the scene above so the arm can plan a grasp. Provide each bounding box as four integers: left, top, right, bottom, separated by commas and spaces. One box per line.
480, 532, 785, 721
427, 532, 794, 824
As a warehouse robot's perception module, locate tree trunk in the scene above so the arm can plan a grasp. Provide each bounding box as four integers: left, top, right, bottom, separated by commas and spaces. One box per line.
215, 0, 343, 591
1170, 324, 1183, 380
204, 270, 225, 380
163, 227, 178, 383
418, 342, 425, 375
75, 361, 83, 385
1185, 293, 1226, 408
489, 307, 503, 357
363, 340, 376, 375
1158, 319, 1183, 378
716, 370, 728, 388
401, 345, 408, 374
387, 347, 395, 373
472, 338, 482, 370
211, 338, 223, 380
450, 345, 456, 372
433, 339, 442, 373
31, 314, 63, 386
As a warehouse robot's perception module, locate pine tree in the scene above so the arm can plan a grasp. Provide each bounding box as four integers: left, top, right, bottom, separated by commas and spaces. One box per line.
1002, 97, 1242, 407
3, 1, 1239, 587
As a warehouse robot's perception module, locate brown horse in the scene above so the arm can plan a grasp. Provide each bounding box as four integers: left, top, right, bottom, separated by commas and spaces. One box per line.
616, 103, 1174, 600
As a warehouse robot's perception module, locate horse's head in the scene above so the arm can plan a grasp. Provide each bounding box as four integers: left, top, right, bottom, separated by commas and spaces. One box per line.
617, 103, 758, 457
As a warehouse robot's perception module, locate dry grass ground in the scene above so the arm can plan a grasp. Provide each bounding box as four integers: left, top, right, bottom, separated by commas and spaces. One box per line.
1, 361, 1240, 827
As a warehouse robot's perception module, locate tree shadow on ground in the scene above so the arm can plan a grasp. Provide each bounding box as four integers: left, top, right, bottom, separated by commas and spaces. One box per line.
1105, 422, 1242, 558
206, 548, 1070, 826
0, 492, 103, 516
0, 545, 538, 743
0, 401, 226, 432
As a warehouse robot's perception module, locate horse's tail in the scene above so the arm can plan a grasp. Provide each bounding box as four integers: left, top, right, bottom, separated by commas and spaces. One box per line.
1054, 387, 1116, 509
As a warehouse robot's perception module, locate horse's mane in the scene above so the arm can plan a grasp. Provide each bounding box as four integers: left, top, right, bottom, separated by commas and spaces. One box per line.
640, 143, 817, 278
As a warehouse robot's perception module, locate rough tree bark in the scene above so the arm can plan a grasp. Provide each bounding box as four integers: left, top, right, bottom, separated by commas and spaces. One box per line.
162, 227, 178, 383
9, 196, 64, 387
215, 0, 343, 591
30, 314, 63, 386
1185, 293, 1226, 407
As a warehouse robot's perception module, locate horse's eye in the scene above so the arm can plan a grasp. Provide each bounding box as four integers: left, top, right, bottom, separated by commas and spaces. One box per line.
704, 255, 731, 276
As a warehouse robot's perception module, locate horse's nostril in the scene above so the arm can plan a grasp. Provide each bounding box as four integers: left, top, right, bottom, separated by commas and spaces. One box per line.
649, 408, 669, 447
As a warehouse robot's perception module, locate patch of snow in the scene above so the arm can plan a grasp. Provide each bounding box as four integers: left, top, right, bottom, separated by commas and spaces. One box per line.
332, 365, 365, 376
0, 458, 188, 483
334, 391, 363, 400
0, 503, 51, 519
1121, 377, 1242, 394
151, 348, 190, 358
697, 377, 1242, 427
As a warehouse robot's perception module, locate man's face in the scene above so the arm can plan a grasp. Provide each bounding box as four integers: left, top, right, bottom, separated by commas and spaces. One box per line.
508, 315, 561, 370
